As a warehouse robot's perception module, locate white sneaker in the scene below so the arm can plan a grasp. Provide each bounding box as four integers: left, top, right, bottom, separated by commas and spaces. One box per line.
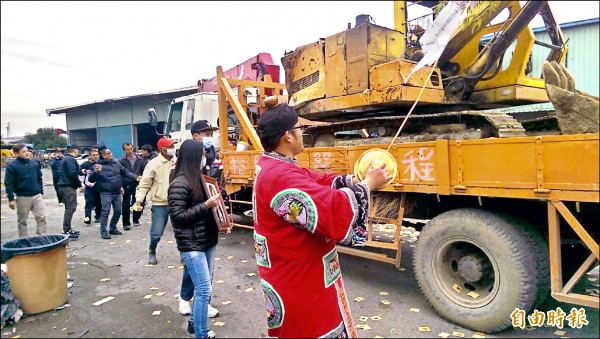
207, 330, 216, 338
207, 304, 219, 318
178, 297, 192, 315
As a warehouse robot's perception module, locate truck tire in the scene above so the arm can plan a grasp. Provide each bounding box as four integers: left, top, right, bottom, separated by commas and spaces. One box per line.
413, 208, 549, 333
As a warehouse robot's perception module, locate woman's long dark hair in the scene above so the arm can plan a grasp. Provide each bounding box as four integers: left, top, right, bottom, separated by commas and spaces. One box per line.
170, 139, 205, 203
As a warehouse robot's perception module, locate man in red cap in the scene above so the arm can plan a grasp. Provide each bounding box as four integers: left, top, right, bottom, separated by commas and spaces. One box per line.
134, 136, 176, 264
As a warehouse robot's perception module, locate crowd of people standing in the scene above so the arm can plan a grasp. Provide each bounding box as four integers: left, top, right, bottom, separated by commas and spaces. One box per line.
3, 105, 392, 338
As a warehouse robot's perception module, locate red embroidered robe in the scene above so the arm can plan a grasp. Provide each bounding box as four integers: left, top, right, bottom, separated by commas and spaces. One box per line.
253, 152, 370, 338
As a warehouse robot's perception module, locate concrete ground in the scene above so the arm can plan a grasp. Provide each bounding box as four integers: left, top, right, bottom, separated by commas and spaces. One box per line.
0, 167, 598, 338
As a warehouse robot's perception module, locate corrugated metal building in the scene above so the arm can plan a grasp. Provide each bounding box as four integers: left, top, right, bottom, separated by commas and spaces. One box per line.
531, 18, 599, 96
491, 17, 599, 96
46, 86, 196, 157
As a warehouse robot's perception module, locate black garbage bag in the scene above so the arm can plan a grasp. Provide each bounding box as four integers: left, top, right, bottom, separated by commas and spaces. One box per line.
1, 234, 69, 264
1, 270, 21, 328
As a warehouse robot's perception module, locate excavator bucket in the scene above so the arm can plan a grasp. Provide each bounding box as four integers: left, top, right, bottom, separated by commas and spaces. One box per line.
543, 61, 599, 134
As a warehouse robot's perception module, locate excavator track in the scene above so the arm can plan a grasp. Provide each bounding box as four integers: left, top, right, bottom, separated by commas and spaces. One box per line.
480, 112, 527, 138
303, 110, 527, 140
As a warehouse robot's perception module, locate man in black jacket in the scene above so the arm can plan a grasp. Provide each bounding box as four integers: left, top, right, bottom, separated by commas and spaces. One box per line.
58, 147, 82, 239
135, 144, 156, 218
190, 120, 228, 205
89, 147, 140, 240
119, 143, 145, 230
49, 152, 64, 205
4, 144, 47, 238
140, 144, 157, 161
80, 149, 102, 224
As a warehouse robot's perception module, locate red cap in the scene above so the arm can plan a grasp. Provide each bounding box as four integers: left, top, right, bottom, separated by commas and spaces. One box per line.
157, 137, 175, 148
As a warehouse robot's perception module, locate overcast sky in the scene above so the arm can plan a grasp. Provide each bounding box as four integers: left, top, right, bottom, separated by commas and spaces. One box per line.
1, 1, 598, 137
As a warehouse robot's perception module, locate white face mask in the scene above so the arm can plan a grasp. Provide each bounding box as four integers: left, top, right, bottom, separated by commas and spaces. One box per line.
166, 148, 176, 157
203, 136, 214, 149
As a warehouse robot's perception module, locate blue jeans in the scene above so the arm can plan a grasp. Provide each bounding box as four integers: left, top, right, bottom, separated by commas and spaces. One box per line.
150, 206, 169, 246
100, 192, 122, 234
181, 264, 195, 301
182, 246, 217, 339
180, 260, 214, 302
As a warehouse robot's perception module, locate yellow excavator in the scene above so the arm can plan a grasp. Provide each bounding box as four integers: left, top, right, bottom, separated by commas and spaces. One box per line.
280, 1, 598, 145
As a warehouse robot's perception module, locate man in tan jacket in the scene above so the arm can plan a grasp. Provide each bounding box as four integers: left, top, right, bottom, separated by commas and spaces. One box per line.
135, 137, 176, 264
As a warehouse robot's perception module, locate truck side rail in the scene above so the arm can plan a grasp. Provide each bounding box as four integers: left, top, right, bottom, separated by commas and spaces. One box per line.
223, 134, 599, 204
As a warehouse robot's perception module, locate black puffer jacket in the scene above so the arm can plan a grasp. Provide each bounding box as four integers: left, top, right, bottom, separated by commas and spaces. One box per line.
168, 173, 218, 252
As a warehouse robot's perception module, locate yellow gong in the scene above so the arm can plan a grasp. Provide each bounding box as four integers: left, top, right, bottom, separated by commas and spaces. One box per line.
353, 148, 397, 189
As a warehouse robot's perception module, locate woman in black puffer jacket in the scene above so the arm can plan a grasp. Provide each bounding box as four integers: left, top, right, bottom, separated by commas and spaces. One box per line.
168, 139, 221, 339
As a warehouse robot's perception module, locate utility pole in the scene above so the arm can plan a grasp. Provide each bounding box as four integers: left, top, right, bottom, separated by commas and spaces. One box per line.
6, 122, 10, 138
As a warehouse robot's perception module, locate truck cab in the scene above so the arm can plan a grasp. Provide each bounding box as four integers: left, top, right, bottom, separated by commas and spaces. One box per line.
159, 89, 258, 150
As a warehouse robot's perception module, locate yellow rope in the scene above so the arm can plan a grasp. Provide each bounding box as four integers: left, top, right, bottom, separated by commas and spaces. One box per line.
386, 59, 439, 152
386, 1, 472, 152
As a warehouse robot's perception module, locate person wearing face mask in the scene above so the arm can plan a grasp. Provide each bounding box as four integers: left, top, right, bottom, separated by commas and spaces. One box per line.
190, 120, 217, 170
134, 137, 177, 264
190, 120, 228, 206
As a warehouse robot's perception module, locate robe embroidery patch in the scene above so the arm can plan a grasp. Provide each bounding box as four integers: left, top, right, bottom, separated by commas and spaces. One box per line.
270, 189, 318, 233
323, 248, 341, 288
319, 321, 348, 338
261, 279, 284, 329
254, 232, 271, 268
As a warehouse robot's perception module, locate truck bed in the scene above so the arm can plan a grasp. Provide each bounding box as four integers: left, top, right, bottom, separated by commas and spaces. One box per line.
221, 133, 599, 203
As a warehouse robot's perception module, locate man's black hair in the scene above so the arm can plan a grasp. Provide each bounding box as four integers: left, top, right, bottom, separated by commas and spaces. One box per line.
66, 147, 79, 155
11, 144, 26, 154
98, 147, 109, 159
257, 103, 298, 152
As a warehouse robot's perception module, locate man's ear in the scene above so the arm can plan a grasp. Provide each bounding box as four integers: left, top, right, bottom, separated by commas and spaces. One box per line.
282, 131, 293, 144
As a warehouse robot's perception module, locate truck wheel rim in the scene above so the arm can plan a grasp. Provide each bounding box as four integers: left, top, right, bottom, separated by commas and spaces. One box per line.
431, 237, 500, 308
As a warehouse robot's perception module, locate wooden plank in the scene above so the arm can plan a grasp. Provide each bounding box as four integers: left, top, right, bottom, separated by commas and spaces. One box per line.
547, 202, 563, 293
551, 292, 600, 308
217, 67, 230, 153
365, 241, 398, 250
218, 75, 263, 151
226, 78, 287, 90
561, 253, 598, 294
336, 246, 396, 265
394, 193, 406, 269
229, 200, 252, 205
232, 223, 254, 230
552, 200, 599, 259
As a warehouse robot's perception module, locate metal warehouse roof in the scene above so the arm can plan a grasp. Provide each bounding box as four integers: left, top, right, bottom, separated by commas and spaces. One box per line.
481, 17, 599, 42
46, 85, 198, 116
534, 17, 599, 31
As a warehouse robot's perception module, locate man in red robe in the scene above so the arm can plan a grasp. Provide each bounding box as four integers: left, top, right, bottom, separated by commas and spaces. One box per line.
253, 99, 392, 338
